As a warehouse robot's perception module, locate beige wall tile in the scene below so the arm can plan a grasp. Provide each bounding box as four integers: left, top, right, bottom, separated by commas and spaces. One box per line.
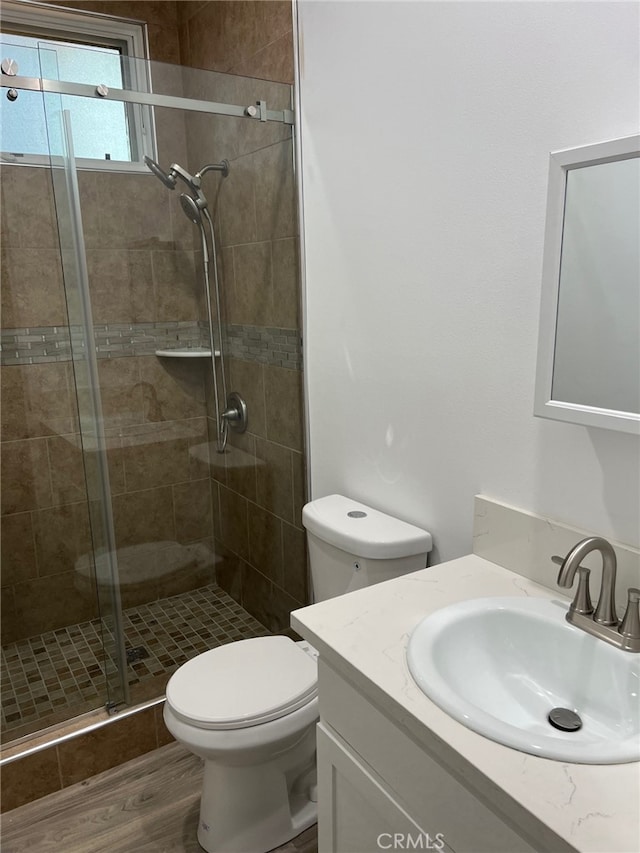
173, 478, 213, 542
0, 748, 62, 812
177, 1, 210, 24
228, 30, 294, 85
139, 355, 206, 423
168, 187, 197, 253
86, 249, 154, 325
1, 247, 66, 328
282, 520, 307, 605
248, 502, 283, 586
271, 237, 300, 329
32, 502, 92, 577
214, 545, 243, 601
47, 435, 87, 506
254, 140, 297, 241
121, 423, 191, 492
264, 365, 303, 451
292, 448, 306, 527
230, 241, 272, 326
148, 22, 181, 65
240, 562, 297, 634
210, 477, 222, 539
112, 486, 176, 548
0, 512, 38, 586
0, 166, 59, 249
1, 363, 78, 441
1, 438, 53, 515
86, 173, 173, 250
221, 432, 257, 502
217, 160, 258, 247
154, 702, 174, 747
12, 571, 98, 639
152, 250, 200, 322
218, 484, 249, 560
104, 428, 126, 495
57, 707, 158, 787
94, 358, 144, 428
185, 1, 292, 81
255, 436, 294, 522
1, 586, 17, 645
155, 544, 216, 598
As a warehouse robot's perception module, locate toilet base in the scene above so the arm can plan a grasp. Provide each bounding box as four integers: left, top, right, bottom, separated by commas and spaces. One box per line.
197, 748, 317, 853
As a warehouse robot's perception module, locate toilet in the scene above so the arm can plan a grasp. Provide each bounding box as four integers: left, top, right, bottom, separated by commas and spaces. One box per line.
163, 494, 432, 853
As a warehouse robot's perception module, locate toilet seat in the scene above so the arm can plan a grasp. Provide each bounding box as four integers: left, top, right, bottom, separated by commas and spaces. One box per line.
165, 636, 318, 730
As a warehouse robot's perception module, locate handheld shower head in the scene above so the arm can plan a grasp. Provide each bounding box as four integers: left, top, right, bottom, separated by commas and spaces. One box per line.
180, 193, 203, 225
144, 155, 176, 189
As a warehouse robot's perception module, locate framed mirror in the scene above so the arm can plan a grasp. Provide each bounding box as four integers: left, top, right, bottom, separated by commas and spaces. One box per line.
534, 134, 640, 435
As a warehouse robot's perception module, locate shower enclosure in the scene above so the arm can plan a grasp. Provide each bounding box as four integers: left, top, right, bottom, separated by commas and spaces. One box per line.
1, 41, 306, 744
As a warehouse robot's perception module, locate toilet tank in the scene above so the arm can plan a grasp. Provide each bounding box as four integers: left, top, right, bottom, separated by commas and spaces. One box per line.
302, 494, 432, 602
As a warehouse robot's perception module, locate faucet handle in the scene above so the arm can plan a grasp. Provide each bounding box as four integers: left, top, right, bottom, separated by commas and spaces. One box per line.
619, 589, 640, 640
552, 555, 593, 614
569, 566, 594, 615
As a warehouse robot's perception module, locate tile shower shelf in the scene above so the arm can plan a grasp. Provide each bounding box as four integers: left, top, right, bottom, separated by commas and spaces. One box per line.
155, 347, 220, 358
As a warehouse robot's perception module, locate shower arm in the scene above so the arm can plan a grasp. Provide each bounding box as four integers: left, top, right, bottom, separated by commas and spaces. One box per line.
196, 160, 230, 181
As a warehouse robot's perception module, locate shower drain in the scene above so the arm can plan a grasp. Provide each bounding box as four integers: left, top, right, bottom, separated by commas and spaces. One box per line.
547, 707, 582, 732
126, 645, 150, 665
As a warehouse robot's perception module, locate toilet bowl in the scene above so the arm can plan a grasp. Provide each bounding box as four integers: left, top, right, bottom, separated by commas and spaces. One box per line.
164, 635, 319, 853
164, 495, 432, 853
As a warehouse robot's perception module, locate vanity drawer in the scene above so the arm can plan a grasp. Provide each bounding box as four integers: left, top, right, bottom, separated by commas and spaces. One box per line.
318, 659, 562, 853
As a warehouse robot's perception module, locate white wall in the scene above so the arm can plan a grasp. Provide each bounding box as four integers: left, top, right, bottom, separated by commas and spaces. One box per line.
297, 0, 640, 563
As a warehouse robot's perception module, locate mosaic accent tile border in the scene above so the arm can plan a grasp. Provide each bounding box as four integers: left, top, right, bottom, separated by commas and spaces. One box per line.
0, 322, 302, 369
0, 322, 203, 366
0, 583, 270, 736
225, 324, 302, 369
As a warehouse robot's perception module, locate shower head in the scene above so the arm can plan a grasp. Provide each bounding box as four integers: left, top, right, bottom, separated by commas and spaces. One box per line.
180, 193, 203, 225
144, 155, 176, 189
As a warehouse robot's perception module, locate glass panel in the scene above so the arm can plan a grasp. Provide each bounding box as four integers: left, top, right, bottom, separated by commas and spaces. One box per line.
50, 56, 296, 703
41, 47, 130, 712
1, 46, 303, 731
0, 58, 121, 740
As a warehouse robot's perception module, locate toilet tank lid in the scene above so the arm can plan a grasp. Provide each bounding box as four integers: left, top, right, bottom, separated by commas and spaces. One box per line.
302, 494, 432, 559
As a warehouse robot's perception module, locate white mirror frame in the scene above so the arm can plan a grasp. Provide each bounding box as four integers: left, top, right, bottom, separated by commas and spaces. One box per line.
534, 134, 640, 436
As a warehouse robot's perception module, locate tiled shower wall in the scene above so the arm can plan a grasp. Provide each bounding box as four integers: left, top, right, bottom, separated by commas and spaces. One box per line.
0, 161, 217, 645
1, 1, 305, 648
179, 3, 308, 631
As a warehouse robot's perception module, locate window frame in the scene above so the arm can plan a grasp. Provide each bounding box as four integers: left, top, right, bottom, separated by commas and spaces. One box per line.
0, 0, 157, 172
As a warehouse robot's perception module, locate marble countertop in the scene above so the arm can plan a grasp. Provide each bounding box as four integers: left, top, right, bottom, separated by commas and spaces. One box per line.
291, 555, 640, 853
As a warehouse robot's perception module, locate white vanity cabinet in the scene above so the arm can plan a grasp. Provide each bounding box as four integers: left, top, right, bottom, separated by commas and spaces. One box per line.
293, 555, 640, 853
317, 724, 444, 853
316, 659, 565, 853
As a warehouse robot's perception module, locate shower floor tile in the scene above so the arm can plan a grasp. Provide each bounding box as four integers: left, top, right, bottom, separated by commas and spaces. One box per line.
1, 584, 270, 740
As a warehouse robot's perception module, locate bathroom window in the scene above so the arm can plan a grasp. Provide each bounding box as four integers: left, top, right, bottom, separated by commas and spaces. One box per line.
0, 0, 156, 170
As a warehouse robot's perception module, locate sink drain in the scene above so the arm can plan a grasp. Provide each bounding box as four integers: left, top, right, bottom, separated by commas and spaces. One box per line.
548, 707, 582, 732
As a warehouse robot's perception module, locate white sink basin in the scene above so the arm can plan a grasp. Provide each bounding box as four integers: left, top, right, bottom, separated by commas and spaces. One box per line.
407, 596, 640, 764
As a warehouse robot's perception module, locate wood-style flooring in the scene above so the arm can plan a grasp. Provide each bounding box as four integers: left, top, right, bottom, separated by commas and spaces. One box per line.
0, 741, 318, 853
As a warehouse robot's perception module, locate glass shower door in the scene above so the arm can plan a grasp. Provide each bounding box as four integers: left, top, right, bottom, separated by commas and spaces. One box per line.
40, 46, 130, 711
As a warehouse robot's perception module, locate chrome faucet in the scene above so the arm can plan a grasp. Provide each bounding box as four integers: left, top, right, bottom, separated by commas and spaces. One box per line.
554, 536, 640, 653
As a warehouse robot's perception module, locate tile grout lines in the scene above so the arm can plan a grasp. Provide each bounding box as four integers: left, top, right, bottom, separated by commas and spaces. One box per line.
1, 584, 270, 736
